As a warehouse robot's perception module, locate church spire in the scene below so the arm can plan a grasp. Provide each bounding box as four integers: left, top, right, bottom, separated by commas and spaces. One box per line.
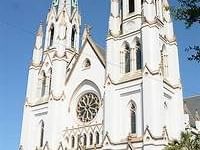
51, 0, 78, 15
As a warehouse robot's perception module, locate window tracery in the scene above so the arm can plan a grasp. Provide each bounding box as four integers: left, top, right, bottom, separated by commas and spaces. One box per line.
76, 93, 100, 122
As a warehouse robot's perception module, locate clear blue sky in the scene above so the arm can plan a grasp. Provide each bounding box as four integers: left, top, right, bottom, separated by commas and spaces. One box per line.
0, 0, 199, 149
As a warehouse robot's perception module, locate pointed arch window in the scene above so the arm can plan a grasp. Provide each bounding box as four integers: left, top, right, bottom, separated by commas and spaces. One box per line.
136, 41, 142, 70
130, 103, 136, 134
41, 72, 46, 97
96, 132, 100, 145
125, 43, 131, 73
71, 25, 76, 48
129, 0, 135, 13
48, 68, 52, 95
40, 121, 44, 147
49, 25, 54, 47
83, 133, 87, 146
89, 133, 93, 145
71, 136, 75, 148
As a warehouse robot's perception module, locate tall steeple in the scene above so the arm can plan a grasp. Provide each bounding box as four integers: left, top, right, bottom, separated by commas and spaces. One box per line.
105, 0, 184, 146
52, 0, 78, 17
44, 0, 80, 52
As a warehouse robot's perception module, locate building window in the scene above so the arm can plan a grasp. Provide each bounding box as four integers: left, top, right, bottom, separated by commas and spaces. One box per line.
71, 136, 75, 148
83, 58, 91, 68
48, 68, 52, 95
136, 41, 142, 70
40, 121, 44, 147
71, 25, 76, 48
41, 72, 46, 97
129, 0, 135, 13
83, 133, 87, 146
125, 43, 131, 73
49, 25, 54, 47
89, 133, 93, 145
130, 103, 136, 134
96, 132, 100, 145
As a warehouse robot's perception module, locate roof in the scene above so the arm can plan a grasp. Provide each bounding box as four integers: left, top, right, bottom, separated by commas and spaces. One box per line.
81, 33, 106, 67
184, 95, 200, 127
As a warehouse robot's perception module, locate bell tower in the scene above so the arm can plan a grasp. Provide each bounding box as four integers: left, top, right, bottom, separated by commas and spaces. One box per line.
20, 0, 81, 149
105, 0, 184, 149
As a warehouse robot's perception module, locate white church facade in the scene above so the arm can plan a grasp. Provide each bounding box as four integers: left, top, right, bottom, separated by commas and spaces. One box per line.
19, 0, 185, 149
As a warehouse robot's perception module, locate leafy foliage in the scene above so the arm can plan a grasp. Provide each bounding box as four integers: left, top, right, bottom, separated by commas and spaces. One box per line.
186, 45, 200, 63
172, 0, 200, 62
164, 132, 200, 150
172, 0, 200, 28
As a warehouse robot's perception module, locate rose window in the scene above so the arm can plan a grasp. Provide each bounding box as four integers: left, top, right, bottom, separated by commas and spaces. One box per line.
76, 93, 100, 122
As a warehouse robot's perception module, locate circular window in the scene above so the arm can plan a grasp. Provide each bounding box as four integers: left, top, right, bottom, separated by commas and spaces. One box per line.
76, 93, 100, 122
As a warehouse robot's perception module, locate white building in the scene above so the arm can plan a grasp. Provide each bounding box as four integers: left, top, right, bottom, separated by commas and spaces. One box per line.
19, 0, 185, 149
184, 96, 200, 134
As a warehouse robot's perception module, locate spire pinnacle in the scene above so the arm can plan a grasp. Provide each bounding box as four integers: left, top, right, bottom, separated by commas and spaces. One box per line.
36, 22, 43, 37
81, 24, 92, 45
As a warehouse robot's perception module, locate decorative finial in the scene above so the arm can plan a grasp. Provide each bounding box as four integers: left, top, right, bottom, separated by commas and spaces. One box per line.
84, 24, 92, 36
36, 21, 43, 36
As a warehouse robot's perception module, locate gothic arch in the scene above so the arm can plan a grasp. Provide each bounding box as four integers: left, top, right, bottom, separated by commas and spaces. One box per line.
71, 136, 75, 148
131, 37, 142, 70
68, 79, 102, 112
120, 41, 131, 73
128, 100, 137, 109
38, 120, 45, 148
41, 71, 46, 97
131, 37, 140, 48
128, 100, 137, 134
83, 133, 87, 146
121, 41, 130, 49
49, 24, 55, 47
89, 132, 93, 145
71, 25, 77, 48
95, 131, 100, 145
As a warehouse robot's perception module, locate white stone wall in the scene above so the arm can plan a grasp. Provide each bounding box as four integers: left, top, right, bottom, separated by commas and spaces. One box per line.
20, 0, 185, 149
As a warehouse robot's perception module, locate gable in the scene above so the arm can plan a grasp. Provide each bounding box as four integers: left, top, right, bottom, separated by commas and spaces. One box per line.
81, 36, 106, 67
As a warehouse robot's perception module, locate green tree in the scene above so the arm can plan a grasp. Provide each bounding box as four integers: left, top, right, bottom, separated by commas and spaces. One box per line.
172, 0, 200, 62
164, 131, 200, 150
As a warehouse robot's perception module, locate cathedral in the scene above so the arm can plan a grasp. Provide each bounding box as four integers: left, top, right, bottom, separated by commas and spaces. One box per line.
19, 0, 185, 149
